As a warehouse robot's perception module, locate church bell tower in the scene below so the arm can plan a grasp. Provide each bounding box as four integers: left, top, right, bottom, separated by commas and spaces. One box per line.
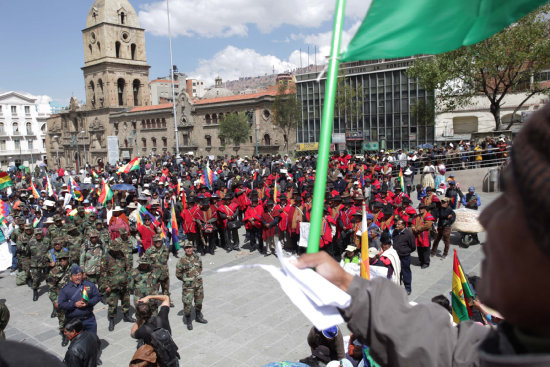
82, 0, 151, 109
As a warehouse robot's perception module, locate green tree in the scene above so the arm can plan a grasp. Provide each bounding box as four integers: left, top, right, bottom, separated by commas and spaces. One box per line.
218, 112, 250, 147
335, 72, 364, 130
408, 4, 550, 131
272, 81, 301, 152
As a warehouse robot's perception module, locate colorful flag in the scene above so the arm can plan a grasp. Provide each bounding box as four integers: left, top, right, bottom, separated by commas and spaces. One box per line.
0, 172, 13, 190
117, 157, 140, 174
30, 179, 40, 199
341, 0, 547, 62
177, 180, 182, 197
360, 202, 370, 279
273, 175, 278, 203
68, 176, 83, 202
91, 170, 99, 179
32, 217, 40, 228
0, 213, 7, 225
205, 163, 214, 189
451, 250, 475, 323
45, 174, 57, 199
0, 200, 11, 219
98, 179, 113, 206
81, 287, 89, 303
456, 193, 462, 209
399, 168, 405, 192
169, 199, 180, 249
253, 171, 258, 182
181, 188, 187, 210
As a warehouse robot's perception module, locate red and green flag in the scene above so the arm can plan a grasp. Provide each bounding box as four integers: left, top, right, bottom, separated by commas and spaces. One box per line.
98, 179, 113, 206
399, 168, 405, 192
451, 250, 475, 323
91, 170, 100, 179
30, 179, 40, 199
81, 287, 89, 303
0, 172, 13, 190
68, 176, 83, 202
117, 157, 140, 175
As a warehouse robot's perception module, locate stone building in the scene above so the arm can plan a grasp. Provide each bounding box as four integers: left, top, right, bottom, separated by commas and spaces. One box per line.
189, 80, 295, 157
46, 0, 153, 169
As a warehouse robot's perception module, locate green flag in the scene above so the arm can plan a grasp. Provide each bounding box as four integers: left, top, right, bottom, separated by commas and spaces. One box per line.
341, 0, 547, 62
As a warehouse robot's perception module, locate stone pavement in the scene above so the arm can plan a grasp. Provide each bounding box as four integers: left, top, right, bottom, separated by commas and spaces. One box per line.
0, 192, 497, 366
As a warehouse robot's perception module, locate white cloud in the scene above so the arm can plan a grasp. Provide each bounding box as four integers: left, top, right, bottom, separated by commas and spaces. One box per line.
139, 0, 371, 38
190, 46, 295, 86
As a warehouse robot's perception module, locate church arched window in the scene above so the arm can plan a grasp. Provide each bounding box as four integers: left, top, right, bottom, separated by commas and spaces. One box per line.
131, 44, 136, 60
115, 41, 121, 58
133, 79, 140, 106
117, 78, 125, 106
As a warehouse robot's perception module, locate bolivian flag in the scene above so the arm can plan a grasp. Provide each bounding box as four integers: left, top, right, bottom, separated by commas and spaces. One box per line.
451, 250, 475, 323
0, 172, 13, 190
117, 157, 140, 174
81, 287, 89, 303
98, 179, 113, 206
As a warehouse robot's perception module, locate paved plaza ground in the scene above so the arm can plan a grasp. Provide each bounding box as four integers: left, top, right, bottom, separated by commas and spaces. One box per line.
0, 192, 497, 366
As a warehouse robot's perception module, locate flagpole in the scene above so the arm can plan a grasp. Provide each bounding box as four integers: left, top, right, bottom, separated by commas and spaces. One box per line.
166, 0, 180, 156
306, 0, 347, 254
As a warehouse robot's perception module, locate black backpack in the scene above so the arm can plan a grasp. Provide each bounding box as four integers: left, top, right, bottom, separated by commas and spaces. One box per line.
149, 317, 180, 367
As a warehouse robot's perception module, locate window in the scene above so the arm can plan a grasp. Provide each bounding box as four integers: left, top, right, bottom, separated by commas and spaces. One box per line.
205, 136, 211, 146
182, 135, 189, 146
220, 136, 225, 146
0, 123, 4, 134
24, 106, 30, 114
14, 139, 20, 149
205, 114, 211, 124
161, 118, 166, 128
26, 122, 32, 134
142, 138, 146, 147
42, 139, 45, 149
89, 44, 93, 55
0, 141, 5, 150
12, 122, 19, 134
131, 44, 136, 60
212, 113, 218, 124
264, 134, 271, 145
28, 139, 33, 150
115, 41, 121, 58
97, 41, 101, 52
162, 137, 167, 147
120, 12, 125, 24
152, 137, 157, 147
11, 106, 16, 115
90, 81, 95, 106
133, 79, 140, 106
249, 136, 253, 143
117, 78, 125, 106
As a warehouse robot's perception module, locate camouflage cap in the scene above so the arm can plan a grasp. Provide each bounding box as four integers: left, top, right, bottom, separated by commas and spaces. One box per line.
53, 214, 62, 221
153, 234, 162, 242
95, 219, 103, 224
88, 229, 99, 237
34, 228, 43, 235
182, 240, 193, 248
24, 223, 33, 230
89, 212, 97, 217
57, 251, 70, 259
66, 225, 78, 232
119, 227, 128, 235
53, 237, 65, 244
77, 206, 85, 212
138, 257, 151, 265
109, 241, 123, 250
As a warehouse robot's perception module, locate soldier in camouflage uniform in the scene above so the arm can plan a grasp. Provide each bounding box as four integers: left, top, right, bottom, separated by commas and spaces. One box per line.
46, 251, 71, 346
65, 224, 83, 265
144, 234, 170, 298
46, 214, 66, 245
79, 229, 105, 286
47, 237, 70, 318
99, 239, 135, 332
95, 219, 111, 246
29, 229, 50, 301
16, 223, 33, 286
128, 257, 160, 308
175, 241, 208, 330
82, 211, 97, 237
112, 227, 135, 271
72, 206, 87, 230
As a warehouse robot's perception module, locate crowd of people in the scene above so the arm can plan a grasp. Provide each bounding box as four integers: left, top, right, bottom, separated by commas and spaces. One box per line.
0, 145, 489, 366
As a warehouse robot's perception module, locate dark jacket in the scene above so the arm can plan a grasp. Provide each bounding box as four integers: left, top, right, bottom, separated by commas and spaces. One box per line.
391, 228, 416, 257
63, 331, 100, 367
435, 206, 456, 228
58, 280, 101, 320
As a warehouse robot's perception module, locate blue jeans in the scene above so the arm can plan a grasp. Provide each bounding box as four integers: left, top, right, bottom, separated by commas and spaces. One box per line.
399, 255, 412, 292
9, 243, 18, 270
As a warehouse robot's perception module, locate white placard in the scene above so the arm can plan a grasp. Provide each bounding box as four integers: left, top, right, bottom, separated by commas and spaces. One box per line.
299, 222, 310, 247
107, 136, 119, 165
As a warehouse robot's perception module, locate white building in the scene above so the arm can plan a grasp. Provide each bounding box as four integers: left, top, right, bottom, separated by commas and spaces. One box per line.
435, 92, 549, 142
186, 78, 205, 98
0, 92, 49, 170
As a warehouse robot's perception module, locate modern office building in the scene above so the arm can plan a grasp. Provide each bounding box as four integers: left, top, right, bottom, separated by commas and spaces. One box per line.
295, 58, 435, 153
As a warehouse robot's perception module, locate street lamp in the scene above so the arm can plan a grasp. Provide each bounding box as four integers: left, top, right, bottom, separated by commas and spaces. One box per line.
80, 130, 86, 169
53, 136, 60, 167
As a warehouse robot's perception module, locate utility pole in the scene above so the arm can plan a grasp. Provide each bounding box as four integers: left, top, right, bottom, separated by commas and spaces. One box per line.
166, 0, 180, 156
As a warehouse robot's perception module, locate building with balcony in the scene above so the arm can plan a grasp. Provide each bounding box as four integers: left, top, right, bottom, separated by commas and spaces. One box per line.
0, 91, 48, 170
295, 58, 435, 153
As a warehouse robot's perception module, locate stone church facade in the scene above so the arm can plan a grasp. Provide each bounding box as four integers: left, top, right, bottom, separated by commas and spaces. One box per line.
46, 0, 294, 169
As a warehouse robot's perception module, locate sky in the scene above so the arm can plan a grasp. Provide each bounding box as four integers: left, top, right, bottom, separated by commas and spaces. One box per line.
0, 0, 371, 105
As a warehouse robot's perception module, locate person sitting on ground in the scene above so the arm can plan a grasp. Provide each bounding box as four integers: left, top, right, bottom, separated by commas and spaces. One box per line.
299, 325, 346, 367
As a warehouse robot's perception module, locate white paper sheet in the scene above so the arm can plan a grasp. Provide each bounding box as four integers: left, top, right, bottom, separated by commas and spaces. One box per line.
217, 241, 351, 330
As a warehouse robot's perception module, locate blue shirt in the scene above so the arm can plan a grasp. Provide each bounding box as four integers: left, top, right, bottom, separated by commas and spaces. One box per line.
58, 279, 100, 319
